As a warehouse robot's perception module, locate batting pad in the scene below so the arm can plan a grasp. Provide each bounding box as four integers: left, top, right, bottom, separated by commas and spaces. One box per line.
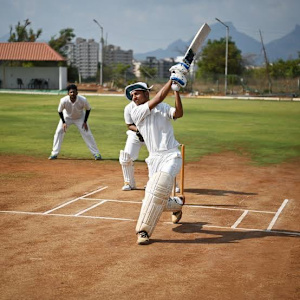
164, 196, 183, 212
136, 171, 174, 236
119, 150, 136, 187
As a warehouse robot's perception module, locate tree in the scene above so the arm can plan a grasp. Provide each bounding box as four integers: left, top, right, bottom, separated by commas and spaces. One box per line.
270, 55, 300, 79
48, 28, 75, 58
139, 65, 157, 80
8, 19, 42, 42
196, 38, 244, 80
109, 63, 132, 88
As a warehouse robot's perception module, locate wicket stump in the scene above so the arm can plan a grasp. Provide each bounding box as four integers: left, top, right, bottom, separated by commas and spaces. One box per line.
172, 144, 185, 196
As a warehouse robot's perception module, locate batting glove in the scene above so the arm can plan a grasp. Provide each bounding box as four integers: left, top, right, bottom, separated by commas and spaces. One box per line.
170, 70, 187, 88
169, 62, 190, 75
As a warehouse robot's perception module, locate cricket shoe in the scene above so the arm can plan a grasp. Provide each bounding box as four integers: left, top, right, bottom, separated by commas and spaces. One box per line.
48, 155, 57, 160
137, 231, 150, 245
122, 183, 135, 191
94, 153, 102, 160
166, 196, 184, 211
172, 210, 183, 224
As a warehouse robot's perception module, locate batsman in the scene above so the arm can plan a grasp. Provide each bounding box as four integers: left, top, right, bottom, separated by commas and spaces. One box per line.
125, 64, 189, 245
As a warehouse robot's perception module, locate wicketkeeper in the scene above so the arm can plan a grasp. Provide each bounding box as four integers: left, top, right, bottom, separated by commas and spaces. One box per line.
119, 96, 147, 191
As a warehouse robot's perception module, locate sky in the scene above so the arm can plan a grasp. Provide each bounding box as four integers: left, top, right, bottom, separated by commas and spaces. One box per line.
0, 0, 299, 54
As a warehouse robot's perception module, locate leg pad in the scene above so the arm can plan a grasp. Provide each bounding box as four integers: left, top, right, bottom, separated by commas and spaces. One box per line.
119, 150, 136, 188
136, 172, 173, 236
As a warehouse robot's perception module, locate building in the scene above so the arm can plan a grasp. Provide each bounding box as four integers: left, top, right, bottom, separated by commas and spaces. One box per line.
157, 58, 176, 78
65, 38, 99, 79
104, 45, 133, 70
64, 39, 135, 82
138, 56, 176, 79
133, 60, 142, 78
0, 42, 66, 90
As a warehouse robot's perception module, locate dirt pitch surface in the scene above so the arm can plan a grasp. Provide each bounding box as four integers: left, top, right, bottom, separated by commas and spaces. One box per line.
0, 153, 299, 300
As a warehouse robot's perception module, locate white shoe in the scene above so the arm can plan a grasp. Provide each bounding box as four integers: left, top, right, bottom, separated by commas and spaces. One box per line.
137, 231, 150, 245
172, 210, 183, 224
122, 184, 135, 191
166, 196, 183, 211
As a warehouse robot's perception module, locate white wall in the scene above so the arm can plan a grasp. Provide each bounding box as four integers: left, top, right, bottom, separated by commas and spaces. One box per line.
0, 66, 67, 90
59, 66, 67, 90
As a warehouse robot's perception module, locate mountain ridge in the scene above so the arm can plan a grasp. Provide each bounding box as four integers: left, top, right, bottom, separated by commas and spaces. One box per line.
1, 22, 299, 65
134, 22, 300, 65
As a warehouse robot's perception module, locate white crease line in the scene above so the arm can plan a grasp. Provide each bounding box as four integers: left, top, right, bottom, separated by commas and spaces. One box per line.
75, 200, 107, 216
83, 198, 142, 204
1, 210, 299, 236
184, 204, 275, 214
0, 210, 134, 221
51, 213, 134, 221
231, 210, 249, 229
203, 225, 300, 236
43, 186, 108, 214
163, 222, 300, 236
267, 199, 289, 231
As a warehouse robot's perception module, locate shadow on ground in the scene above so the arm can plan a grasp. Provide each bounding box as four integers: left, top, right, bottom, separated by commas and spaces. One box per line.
149, 222, 300, 244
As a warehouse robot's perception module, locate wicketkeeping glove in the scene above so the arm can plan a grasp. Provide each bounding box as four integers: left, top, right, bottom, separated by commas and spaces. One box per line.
136, 130, 144, 142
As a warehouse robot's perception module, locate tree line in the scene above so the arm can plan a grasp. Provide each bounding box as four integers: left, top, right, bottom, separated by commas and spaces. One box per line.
7, 20, 300, 89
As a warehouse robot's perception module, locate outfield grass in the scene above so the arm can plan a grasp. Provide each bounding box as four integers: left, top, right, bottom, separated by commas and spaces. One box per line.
0, 93, 299, 165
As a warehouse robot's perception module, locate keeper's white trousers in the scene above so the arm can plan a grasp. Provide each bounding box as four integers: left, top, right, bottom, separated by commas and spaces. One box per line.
124, 130, 145, 161
51, 118, 100, 156
120, 131, 145, 184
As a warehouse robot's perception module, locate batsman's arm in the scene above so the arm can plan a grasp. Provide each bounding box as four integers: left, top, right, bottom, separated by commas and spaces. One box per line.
173, 91, 183, 119
148, 80, 172, 110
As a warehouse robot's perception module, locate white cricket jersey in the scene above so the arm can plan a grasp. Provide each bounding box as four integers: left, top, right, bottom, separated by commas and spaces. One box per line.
124, 101, 136, 125
58, 95, 91, 119
131, 102, 179, 153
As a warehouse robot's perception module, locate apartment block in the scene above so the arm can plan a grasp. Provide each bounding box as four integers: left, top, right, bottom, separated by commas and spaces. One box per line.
64, 38, 99, 79
104, 44, 133, 70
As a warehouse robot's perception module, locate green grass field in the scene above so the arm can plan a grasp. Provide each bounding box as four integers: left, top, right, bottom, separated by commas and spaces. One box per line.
0, 93, 299, 165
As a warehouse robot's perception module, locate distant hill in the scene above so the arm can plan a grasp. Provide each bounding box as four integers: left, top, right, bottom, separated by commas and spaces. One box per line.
1, 22, 299, 65
266, 24, 300, 61
134, 22, 300, 65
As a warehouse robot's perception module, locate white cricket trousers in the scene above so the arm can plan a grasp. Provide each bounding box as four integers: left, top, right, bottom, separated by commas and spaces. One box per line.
124, 131, 144, 161
146, 148, 182, 179
51, 118, 100, 156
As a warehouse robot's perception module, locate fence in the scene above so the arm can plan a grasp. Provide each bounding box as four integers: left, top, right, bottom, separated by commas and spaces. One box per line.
188, 75, 300, 97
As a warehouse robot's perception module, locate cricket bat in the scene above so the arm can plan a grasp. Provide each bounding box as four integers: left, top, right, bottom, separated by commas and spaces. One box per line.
183, 23, 211, 66
171, 23, 211, 91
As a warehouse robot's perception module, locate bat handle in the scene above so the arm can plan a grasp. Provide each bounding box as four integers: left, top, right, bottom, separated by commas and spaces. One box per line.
171, 82, 180, 91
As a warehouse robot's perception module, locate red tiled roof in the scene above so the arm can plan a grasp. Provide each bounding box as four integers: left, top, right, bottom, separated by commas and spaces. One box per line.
0, 42, 65, 61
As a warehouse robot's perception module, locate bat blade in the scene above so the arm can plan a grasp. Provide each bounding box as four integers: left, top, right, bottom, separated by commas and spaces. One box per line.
184, 23, 211, 65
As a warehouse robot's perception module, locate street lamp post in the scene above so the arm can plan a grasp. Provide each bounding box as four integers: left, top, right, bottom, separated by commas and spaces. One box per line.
93, 19, 104, 86
215, 18, 229, 95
